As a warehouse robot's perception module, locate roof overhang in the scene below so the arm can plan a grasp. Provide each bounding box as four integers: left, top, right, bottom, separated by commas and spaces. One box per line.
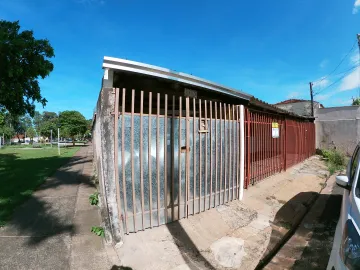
102, 56, 252, 101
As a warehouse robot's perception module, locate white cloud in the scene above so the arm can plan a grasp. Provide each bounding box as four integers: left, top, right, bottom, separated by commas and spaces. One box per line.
339, 66, 360, 92
319, 59, 328, 69
351, 52, 360, 64
353, 0, 360, 14
313, 77, 330, 89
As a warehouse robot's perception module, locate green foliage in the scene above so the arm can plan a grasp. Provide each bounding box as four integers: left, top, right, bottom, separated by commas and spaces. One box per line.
26, 127, 36, 139
59, 111, 87, 143
0, 20, 54, 117
32, 111, 58, 138
353, 98, 360, 106
91, 226, 105, 237
89, 192, 99, 206
320, 149, 346, 175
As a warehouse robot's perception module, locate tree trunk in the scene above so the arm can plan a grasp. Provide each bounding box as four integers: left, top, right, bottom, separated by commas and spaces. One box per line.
72, 136, 75, 146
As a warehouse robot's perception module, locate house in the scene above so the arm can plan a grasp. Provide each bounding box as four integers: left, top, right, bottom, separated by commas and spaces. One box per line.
274, 99, 324, 117
93, 57, 316, 243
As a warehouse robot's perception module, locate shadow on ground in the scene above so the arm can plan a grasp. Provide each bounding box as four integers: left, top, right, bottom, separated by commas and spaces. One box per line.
0, 149, 95, 246
166, 221, 217, 270
256, 189, 342, 270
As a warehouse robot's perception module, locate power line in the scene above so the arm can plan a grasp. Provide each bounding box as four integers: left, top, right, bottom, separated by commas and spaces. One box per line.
313, 64, 360, 96
313, 40, 357, 84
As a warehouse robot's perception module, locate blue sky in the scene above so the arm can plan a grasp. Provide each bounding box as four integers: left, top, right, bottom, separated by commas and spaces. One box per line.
1, 0, 360, 118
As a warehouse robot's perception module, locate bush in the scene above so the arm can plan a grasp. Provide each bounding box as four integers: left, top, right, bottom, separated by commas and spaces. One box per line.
320, 149, 346, 175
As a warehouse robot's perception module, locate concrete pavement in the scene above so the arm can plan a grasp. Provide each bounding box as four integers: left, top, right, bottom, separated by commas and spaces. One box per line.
115, 156, 329, 270
0, 145, 119, 270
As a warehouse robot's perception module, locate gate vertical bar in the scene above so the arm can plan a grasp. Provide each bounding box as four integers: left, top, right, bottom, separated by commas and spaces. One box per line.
171, 96, 175, 221
209, 101, 213, 208
156, 93, 161, 226
232, 105, 235, 200
178, 96, 182, 220
139, 91, 145, 230
247, 109, 250, 188
164, 94, 168, 223
233, 106, 236, 199
121, 88, 128, 234
199, 99, 202, 212
131, 89, 136, 232
236, 106, 240, 198
219, 103, 223, 203
215, 102, 218, 205
185, 97, 190, 218
193, 98, 196, 214
148, 92, 153, 227
204, 100, 208, 209
227, 104, 232, 201
224, 104, 227, 202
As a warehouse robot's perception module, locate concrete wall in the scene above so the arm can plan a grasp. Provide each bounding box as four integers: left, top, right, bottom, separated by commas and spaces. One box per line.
276, 101, 321, 117
93, 86, 123, 244
315, 106, 360, 155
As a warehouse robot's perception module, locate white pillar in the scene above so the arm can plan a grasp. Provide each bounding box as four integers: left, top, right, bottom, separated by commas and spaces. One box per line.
58, 128, 60, 155
51, 130, 53, 148
239, 105, 245, 200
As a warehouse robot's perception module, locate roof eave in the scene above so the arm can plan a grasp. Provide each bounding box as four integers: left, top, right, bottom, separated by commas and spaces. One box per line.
102, 56, 252, 101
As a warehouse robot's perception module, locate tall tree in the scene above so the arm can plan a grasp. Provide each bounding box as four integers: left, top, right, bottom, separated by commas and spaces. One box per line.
33, 111, 43, 134
59, 111, 87, 145
0, 20, 54, 117
26, 127, 36, 143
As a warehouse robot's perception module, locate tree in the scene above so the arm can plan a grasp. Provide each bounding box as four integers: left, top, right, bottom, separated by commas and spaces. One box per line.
59, 111, 87, 145
0, 20, 54, 117
33, 111, 43, 135
26, 127, 36, 143
353, 98, 360, 106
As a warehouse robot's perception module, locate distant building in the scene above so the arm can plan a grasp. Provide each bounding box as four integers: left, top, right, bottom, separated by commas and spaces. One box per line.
274, 99, 324, 117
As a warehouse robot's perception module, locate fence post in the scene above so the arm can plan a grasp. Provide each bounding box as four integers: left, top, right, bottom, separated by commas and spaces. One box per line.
239, 105, 245, 200
283, 119, 287, 171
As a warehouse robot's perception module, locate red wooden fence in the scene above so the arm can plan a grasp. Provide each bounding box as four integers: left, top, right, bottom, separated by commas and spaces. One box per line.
244, 108, 315, 188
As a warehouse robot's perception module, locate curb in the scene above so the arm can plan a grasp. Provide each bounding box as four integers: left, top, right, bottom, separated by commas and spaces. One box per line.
254, 174, 332, 269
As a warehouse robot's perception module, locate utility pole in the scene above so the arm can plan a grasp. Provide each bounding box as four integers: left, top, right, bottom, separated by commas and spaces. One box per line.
309, 82, 314, 117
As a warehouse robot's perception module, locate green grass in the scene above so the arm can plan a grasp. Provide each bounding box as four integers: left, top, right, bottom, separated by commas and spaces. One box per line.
0, 147, 80, 226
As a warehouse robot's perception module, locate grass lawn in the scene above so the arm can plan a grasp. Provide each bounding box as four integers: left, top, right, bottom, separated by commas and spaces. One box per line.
0, 147, 80, 226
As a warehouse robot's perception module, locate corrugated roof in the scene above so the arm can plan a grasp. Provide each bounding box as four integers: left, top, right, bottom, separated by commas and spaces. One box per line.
103, 56, 252, 101
249, 97, 314, 120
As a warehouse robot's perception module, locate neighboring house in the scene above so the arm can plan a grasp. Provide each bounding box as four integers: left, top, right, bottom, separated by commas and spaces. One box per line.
11, 134, 25, 143
274, 99, 323, 117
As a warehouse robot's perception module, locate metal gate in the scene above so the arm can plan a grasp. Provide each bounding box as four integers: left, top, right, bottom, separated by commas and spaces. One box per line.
116, 88, 244, 233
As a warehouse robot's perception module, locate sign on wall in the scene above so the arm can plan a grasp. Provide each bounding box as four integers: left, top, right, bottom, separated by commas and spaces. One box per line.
272, 122, 279, 138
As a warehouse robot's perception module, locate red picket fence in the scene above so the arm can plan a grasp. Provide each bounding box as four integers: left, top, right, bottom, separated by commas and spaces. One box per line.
244, 109, 315, 188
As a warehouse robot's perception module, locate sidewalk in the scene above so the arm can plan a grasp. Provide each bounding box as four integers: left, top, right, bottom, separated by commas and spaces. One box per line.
263, 174, 342, 270
116, 156, 329, 270
0, 145, 119, 270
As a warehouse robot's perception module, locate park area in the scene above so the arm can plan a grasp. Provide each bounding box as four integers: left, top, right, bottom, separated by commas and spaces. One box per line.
0, 146, 80, 226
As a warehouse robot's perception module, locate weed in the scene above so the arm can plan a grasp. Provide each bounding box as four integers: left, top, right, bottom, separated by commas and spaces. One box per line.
319, 182, 327, 188
91, 226, 105, 237
319, 149, 346, 175
89, 192, 99, 206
